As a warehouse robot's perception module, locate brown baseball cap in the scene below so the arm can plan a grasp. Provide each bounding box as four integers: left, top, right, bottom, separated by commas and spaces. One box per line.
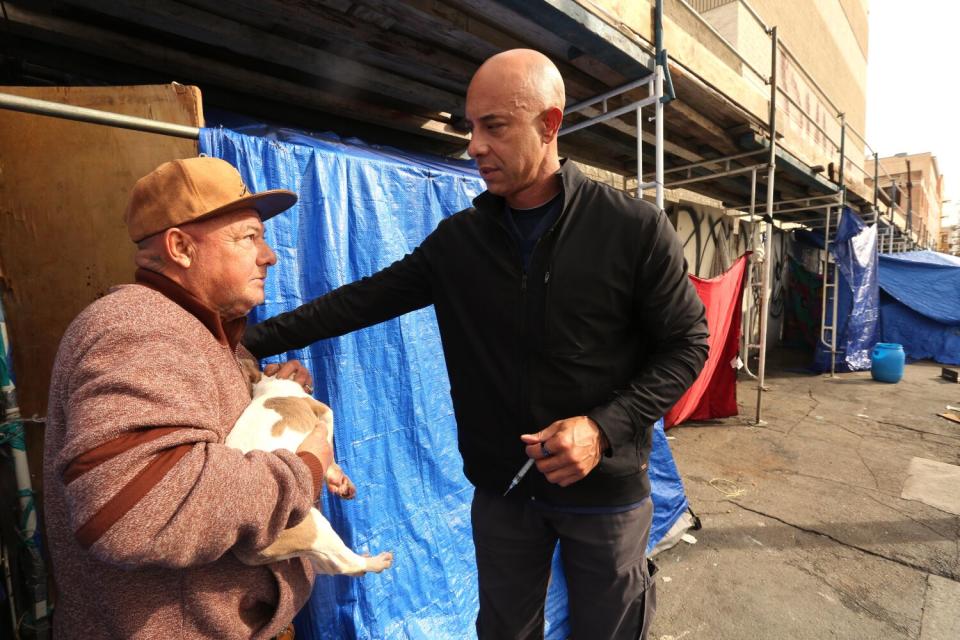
124, 156, 297, 242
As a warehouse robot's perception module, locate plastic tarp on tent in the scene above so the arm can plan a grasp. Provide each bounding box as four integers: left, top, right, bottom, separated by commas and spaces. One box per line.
200, 127, 691, 639
664, 254, 748, 428
813, 208, 879, 372
879, 250, 960, 365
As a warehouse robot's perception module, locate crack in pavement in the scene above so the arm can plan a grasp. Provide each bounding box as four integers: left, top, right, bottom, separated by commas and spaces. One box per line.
785, 469, 894, 496
786, 557, 914, 637
856, 442, 881, 490
727, 501, 960, 582
860, 493, 958, 540
784, 390, 821, 436
917, 574, 930, 640
874, 419, 960, 442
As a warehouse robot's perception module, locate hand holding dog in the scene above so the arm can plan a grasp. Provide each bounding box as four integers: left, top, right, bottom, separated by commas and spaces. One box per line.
296, 425, 335, 471
520, 416, 609, 487
264, 360, 313, 393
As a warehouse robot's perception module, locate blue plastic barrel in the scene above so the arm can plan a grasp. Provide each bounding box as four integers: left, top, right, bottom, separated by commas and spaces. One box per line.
871, 343, 905, 383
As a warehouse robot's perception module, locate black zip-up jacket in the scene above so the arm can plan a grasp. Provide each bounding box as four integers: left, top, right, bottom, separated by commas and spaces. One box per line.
245, 161, 708, 507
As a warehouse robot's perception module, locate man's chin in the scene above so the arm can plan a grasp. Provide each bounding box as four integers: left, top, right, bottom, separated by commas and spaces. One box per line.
483, 181, 507, 195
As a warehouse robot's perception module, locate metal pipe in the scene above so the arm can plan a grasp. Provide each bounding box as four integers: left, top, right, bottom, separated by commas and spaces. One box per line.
837, 114, 846, 206
663, 164, 764, 188
755, 26, 777, 424
906, 159, 914, 238
559, 95, 658, 136
636, 105, 644, 199
655, 42, 665, 209
656, 0, 665, 58
0, 91, 200, 139
742, 167, 759, 380
563, 77, 653, 115
655, 150, 767, 178
728, 191, 841, 213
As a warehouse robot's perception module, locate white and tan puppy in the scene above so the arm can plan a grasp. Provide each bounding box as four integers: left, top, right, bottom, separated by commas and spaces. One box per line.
227, 364, 393, 576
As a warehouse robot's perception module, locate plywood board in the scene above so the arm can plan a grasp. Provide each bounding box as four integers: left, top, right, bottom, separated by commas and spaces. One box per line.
0, 84, 202, 490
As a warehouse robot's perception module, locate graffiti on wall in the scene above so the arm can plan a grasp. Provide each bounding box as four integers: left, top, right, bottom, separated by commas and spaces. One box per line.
668, 202, 789, 348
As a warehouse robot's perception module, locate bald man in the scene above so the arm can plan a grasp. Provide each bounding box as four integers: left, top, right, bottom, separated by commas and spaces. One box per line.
245, 49, 708, 639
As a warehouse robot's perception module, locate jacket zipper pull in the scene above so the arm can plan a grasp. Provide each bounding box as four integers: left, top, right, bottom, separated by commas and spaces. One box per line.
544, 271, 551, 284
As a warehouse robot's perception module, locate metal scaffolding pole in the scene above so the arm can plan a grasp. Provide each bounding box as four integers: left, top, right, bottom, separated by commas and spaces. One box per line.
0, 91, 200, 138
741, 167, 759, 380
755, 26, 777, 424
655, 62, 665, 209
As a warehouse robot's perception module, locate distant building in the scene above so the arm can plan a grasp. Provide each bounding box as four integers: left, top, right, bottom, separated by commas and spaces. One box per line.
867, 152, 944, 250
942, 201, 960, 255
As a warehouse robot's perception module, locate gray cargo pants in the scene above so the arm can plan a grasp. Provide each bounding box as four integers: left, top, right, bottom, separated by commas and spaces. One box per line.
472, 489, 657, 640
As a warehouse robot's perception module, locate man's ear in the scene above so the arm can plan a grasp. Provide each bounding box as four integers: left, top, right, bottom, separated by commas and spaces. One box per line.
164, 228, 196, 268
540, 106, 564, 143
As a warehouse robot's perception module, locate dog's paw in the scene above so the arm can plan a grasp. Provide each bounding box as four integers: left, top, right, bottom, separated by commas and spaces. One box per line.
364, 551, 393, 573
325, 464, 357, 499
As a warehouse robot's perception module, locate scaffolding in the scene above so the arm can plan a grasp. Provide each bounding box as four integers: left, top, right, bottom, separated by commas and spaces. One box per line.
0, 0, 929, 431
637, 1, 923, 418
559, 0, 673, 210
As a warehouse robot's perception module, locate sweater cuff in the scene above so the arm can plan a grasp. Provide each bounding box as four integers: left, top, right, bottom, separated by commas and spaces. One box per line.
587, 399, 632, 457
296, 452, 324, 499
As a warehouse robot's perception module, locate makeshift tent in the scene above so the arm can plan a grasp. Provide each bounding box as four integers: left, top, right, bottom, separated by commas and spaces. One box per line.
664, 254, 748, 428
809, 208, 880, 372
878, 250, 960, 365
201, 127, 692, 639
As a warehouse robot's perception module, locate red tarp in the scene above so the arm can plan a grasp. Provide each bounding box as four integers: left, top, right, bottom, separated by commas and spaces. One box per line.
664, 254, 749, 429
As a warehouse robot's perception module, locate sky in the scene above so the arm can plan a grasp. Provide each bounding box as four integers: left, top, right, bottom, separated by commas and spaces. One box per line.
866, 0, 960, 219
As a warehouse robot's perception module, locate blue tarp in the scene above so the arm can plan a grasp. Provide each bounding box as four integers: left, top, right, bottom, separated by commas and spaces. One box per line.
200, 127, 689, 639
813, 208, 879, 372
878, 250, 960, 364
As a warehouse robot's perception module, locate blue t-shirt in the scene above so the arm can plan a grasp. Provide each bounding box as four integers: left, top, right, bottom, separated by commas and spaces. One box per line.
504, 193, 563, 270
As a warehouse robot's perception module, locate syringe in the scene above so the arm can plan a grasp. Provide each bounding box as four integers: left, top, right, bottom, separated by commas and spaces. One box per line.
502, 458, 535, 496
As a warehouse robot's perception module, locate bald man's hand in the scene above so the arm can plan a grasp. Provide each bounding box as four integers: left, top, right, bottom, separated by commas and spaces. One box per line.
264, 360, 313, 394
520, 416, 609, 487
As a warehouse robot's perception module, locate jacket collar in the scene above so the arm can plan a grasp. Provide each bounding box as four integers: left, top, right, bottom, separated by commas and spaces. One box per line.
472, 158, 585, 216
135, 268, 246, 350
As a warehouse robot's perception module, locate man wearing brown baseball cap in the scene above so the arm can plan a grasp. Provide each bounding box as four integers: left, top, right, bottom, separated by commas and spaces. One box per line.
44, 156, 327, 639
124, 156, 298, 242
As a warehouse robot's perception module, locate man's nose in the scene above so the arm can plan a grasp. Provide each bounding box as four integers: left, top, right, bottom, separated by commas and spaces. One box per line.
259, 240, 277, 266
467, 132, 485, 159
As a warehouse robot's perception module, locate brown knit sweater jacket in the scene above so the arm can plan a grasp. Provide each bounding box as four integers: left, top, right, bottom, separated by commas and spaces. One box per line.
44, 270, 322, 639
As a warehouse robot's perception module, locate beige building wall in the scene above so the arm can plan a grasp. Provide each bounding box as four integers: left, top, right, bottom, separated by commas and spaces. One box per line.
697, 0, 869, 189
740, 0, 867, 133
584, 0, 871, 197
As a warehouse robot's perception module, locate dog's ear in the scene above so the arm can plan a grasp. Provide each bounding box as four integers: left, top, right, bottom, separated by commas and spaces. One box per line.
238, 357, 262, 396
